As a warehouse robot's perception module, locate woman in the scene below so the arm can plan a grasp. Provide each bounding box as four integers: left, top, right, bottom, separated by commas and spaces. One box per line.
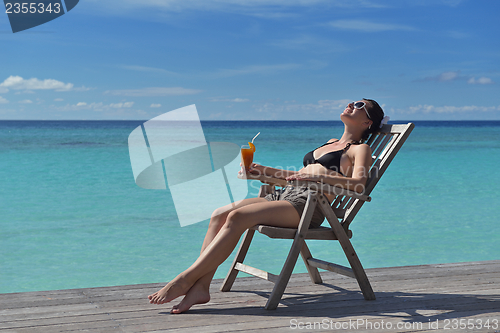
148, 99, 385, 313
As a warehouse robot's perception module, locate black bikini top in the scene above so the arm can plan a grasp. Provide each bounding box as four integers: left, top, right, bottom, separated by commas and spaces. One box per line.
303, 140, 357, 176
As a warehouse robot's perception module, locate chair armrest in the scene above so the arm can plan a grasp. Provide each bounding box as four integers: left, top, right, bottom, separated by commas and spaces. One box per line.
238, 173, 371, 202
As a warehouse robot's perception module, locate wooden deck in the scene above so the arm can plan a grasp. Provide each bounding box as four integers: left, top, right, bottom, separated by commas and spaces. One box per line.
1, 260, 499, 332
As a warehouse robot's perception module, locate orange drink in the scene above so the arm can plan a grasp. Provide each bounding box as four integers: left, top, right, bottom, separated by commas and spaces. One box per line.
241, 142, 255, 172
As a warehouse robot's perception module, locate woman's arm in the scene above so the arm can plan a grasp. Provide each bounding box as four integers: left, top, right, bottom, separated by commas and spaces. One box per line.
243, 138, 340, 180
247, 163, 299, 179
285, 144, 372, 193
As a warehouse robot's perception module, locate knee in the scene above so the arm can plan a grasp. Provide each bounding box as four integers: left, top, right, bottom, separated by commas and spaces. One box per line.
210, 207, 230, 228
224, 210, 247, 231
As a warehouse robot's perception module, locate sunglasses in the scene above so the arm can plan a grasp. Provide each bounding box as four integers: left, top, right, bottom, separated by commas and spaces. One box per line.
349, 101, 371, 119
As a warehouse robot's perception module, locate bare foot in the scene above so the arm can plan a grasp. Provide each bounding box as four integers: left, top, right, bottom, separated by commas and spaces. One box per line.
148, 279, 191, 305
170, 283, 211, 314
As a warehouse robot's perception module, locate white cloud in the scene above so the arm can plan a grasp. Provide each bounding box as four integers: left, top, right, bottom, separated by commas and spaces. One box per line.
86, 0, 382, 14
208, 112, 223, 119
150, 103, 162, 108
214, 63, 300, 78
271, 34, 348, 53
440, 0, 465, 6
0, 96, 9, 104
61, 101, 136, 112
110, 102, 134, 108
0, 76, 75, 92
444, 30, 471, 39
223, 98, 354, 120
419, 72, 495, 85
328, 20, 416, 32
19, 99, 33, 104
255, 99, 350, 114
395, 0, 466, 7
437, 71, 459, 81
393, 104, 500, 115
122, 63, 300, 81
54, 98, 64, 102
419, 71, 462, 82
121, 65, 179, 76
104, 87, 202, 97
468, 77, 494, 85
211, 97, 250, 102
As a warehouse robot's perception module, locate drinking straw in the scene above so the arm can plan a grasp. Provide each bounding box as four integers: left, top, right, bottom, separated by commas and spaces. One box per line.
251, 132, 260, 143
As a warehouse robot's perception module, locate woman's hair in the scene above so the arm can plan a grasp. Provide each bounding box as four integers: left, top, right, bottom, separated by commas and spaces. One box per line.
361, 98, 384, 142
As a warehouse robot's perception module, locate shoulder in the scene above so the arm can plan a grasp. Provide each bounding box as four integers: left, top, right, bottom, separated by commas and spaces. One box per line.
352, 142, 371, 151
350, 143, 372, 157
327, 138, 339, 143
347, 143, 372, 167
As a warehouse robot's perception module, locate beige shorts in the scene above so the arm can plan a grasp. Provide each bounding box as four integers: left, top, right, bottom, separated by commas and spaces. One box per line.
263, 186, 325, 228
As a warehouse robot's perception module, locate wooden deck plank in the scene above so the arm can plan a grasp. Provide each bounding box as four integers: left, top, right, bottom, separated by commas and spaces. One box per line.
2, 262, 497, 309
2, 274, 497, 322
1, 260, 499, 332
1, 280, 497, 320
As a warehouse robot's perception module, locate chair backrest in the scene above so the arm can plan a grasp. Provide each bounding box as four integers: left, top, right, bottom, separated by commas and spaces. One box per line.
332, 123, 414, 229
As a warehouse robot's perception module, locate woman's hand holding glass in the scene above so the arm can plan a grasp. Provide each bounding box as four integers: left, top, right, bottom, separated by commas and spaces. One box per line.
238, 162, 264, 176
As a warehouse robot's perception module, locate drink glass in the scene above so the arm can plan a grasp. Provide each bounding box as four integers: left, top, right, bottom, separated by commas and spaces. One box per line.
241, 144, 254, 172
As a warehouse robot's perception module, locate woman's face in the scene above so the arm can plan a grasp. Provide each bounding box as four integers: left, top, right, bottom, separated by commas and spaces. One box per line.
341, 100, 372, 127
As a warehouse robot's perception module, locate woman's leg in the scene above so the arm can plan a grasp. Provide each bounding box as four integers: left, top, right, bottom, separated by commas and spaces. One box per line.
148, 199, 301, 307
167, 197, 266, 313
148, 197, 278, 309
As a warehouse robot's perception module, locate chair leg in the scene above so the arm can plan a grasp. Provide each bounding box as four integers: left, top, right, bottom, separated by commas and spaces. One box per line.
341, 238, 375, 300
220, 228, 255, 292
317, 196, 376, 301
265, 234, 307, 310
300, 242, 322, 284
265, 193, 317, 310
337, 234, 375, 300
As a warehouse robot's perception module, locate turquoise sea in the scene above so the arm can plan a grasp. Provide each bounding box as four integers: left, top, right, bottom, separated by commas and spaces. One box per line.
1, 120, 499, 294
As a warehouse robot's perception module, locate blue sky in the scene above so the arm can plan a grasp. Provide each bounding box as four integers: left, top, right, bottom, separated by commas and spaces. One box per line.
0, 0, 499, 120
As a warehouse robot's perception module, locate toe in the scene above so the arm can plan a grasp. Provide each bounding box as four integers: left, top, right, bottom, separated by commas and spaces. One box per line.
170, 305, 185, 314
